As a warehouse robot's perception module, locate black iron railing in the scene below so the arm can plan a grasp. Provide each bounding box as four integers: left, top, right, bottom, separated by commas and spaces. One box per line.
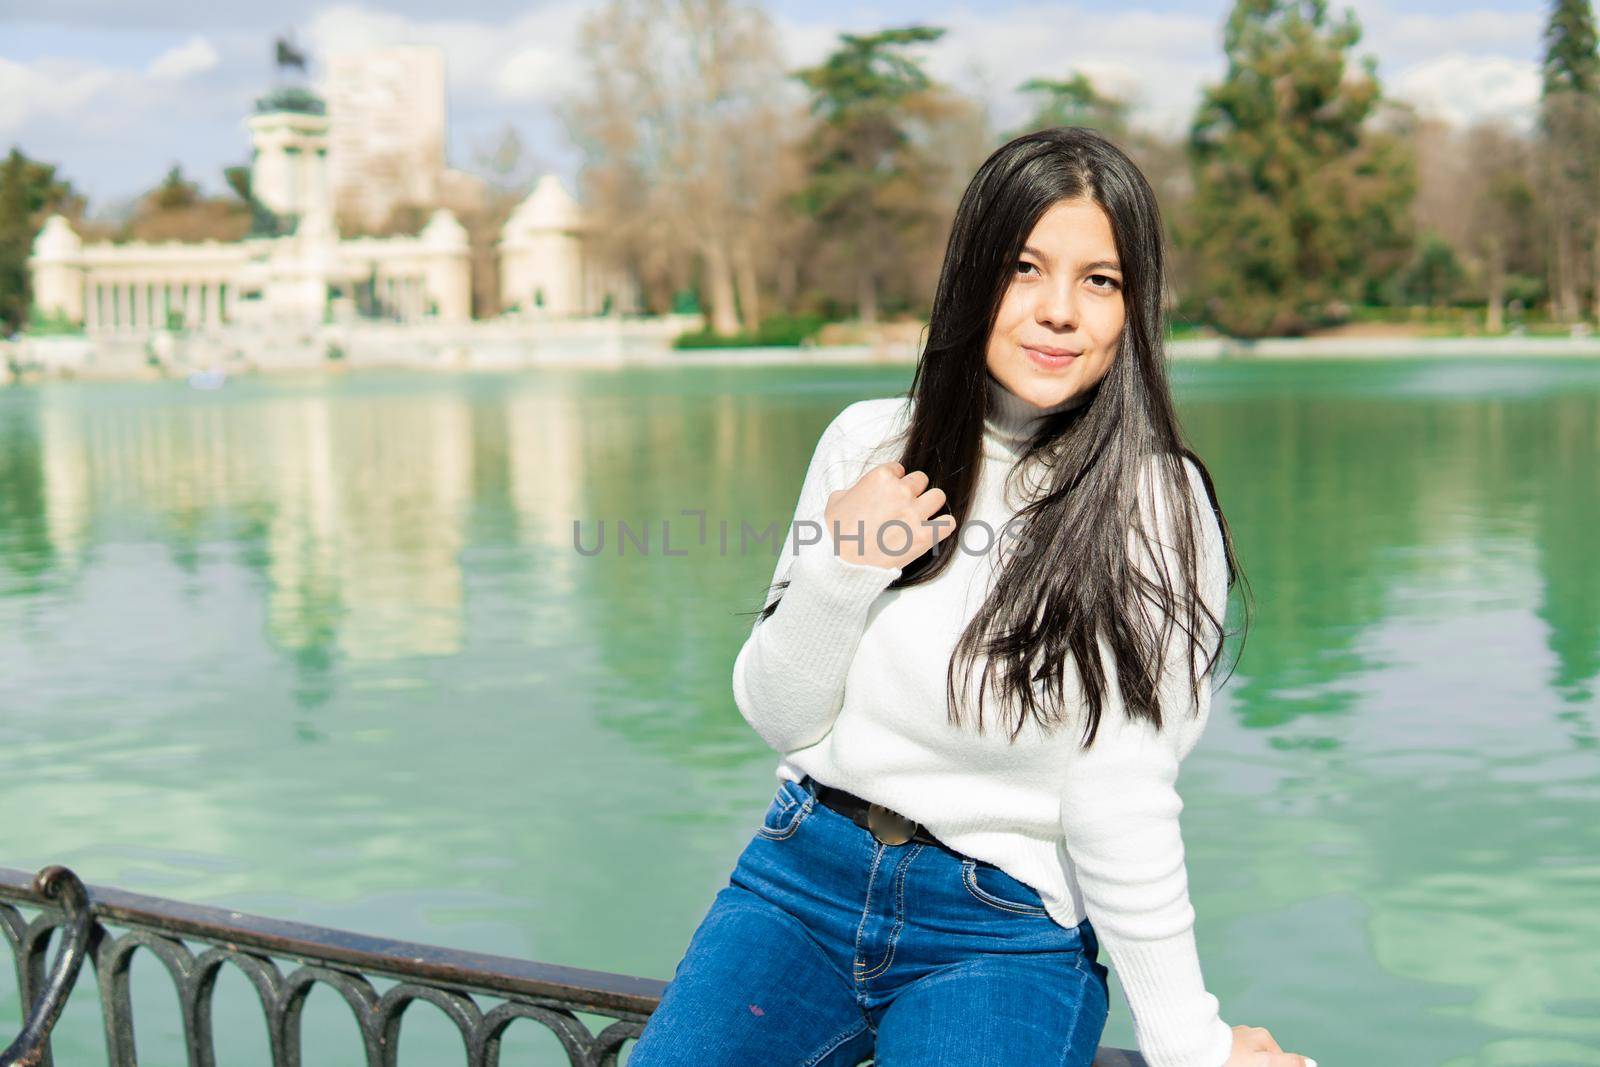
0, 865, 657, 1067
0, 864, 1146, 1067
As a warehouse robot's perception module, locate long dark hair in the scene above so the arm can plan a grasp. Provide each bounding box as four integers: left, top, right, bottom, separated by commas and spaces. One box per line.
759, 126, 1250, 750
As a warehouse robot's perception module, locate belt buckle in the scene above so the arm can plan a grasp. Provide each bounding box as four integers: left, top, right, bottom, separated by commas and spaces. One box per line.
867, 803, 917, 846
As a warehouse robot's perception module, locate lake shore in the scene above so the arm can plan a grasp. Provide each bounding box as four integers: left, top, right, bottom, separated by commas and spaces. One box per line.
5, 328, 1600, 384
665, 334, 1600, 365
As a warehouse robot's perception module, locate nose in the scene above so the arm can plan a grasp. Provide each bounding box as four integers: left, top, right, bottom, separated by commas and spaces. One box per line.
1036, 279, 1078, 331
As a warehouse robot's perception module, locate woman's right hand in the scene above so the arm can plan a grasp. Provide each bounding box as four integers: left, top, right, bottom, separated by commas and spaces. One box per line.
1224, 1024, 1317, 1067
822, 461, 957, 571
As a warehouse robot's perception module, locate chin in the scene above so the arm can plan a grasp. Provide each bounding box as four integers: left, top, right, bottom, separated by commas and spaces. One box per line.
1017, 369, 1080, 405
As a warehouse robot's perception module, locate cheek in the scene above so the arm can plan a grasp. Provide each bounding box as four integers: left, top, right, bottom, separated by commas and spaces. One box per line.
987, 293, 1027, 348
1101, 297, 1126, 339
1094, 301, 1126, 353
1090, 303, 1124, 378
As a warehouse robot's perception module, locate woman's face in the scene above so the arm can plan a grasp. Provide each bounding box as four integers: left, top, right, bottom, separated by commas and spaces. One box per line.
984, 196, 1125, 408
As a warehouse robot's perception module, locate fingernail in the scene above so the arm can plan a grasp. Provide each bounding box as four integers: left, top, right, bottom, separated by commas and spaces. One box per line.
1306, 1059, 1318, 1067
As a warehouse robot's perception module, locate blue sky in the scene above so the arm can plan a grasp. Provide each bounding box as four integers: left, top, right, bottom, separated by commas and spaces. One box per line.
0, 0, 1555, 213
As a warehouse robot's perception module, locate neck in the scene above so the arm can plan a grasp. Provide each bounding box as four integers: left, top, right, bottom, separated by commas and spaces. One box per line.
983, 372, 1090, 454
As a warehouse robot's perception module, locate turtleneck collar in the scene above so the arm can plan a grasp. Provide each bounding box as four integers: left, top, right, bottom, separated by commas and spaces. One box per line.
982, 372, 1091, 457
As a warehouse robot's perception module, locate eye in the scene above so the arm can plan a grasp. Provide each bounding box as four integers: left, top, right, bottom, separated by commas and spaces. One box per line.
1088, 274, 1121, 291
1016, 260, 1040, 276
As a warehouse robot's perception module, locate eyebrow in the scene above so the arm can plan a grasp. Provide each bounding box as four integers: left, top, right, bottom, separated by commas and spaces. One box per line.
1021, 246, 1122, 272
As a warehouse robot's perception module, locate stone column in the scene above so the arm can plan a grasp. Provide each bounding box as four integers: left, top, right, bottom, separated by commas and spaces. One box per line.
200, 282, 214, 327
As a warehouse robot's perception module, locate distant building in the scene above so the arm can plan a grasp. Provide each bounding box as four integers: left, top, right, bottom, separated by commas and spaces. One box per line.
247, 86, 333, 228
28, 85, 472, 334
324, 47, 448, 231
499, 175, 637, 317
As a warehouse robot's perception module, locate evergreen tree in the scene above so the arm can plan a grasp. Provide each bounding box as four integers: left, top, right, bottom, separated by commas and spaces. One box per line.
122, 162, 250, 243
1015, 73, 1130, 138
0, 148, 77, 336
151, 164, 201, 211
793, 27, 955, 326
1392, 232, 1466, 308
1543, 0, 1600, 96
1183, 0, 1415, 337
1538, 0, 1600, 322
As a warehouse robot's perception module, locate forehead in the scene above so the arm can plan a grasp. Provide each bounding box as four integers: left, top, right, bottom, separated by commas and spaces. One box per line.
1022, 198, 1118, 262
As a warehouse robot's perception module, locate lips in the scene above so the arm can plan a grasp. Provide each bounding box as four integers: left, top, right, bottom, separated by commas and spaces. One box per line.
1024, 345, 1082, 369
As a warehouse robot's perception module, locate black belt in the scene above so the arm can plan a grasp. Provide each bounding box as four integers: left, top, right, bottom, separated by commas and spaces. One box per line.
809, 779, 947, 849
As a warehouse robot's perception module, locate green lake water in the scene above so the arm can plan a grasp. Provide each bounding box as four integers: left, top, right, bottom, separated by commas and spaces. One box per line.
1, 358, 1596, 1066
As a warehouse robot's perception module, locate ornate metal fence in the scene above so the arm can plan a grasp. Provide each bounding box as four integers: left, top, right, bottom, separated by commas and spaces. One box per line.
0, 865, 658, 1067
0, 864, 1146, 1067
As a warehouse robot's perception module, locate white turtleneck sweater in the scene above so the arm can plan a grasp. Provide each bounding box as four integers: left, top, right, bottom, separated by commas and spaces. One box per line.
730, 373, 1234, 1067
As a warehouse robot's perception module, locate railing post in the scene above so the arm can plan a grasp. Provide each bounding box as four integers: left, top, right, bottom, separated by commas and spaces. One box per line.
1, 866, 91, 1067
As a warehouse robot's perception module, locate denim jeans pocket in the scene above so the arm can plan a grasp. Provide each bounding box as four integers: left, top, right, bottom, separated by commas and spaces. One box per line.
756, 777, 815, 840
960, 858, 1050, 917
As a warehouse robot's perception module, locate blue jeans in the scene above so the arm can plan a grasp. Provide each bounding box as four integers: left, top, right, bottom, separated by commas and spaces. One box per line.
628, 775, 1110, 1066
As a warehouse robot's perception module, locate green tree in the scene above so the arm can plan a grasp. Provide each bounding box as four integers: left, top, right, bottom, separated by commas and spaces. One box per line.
0, 148, 78, 336
122, 162, 249, 243
1015, 73, 1130, 138
1183, 0, 1415, 337
151, 164, 200, 211
223, 165, 251, 202
1543, 0, 1600, 95
792, 26, 958, 325
1391, 232, 1466, 308
1538, 0, 1600, 322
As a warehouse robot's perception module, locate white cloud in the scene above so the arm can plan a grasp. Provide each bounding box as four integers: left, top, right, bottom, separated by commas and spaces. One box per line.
307, 3, 587, 106
0, 56, 116, 135
1391, 53, 1541, 129
0, 2, 1558, 208
1346, 1, 1543, 68
1339, 0, 1544, 128
146, 35, 222, 81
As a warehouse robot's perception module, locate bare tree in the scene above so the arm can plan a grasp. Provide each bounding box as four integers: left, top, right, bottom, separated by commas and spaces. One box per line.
1403, 116, 1543, 332
1460, 122, 1541, 332
560, 0, 793, 335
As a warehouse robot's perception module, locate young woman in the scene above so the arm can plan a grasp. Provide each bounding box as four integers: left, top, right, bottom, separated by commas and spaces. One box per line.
628, 128, 1316, 1067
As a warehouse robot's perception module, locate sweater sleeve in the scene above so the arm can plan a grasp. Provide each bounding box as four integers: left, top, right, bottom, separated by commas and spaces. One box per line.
1057, 456, 1233, 1067
731, 408, 903, 754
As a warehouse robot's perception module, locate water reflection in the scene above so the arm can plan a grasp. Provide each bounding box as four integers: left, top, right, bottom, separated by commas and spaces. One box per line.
0, 360, 1596, 1066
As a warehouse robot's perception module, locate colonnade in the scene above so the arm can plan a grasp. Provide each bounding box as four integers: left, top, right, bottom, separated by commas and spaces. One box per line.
82, 278, 231, 334
77, 272, 437, 332
377, 274, 431, 322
